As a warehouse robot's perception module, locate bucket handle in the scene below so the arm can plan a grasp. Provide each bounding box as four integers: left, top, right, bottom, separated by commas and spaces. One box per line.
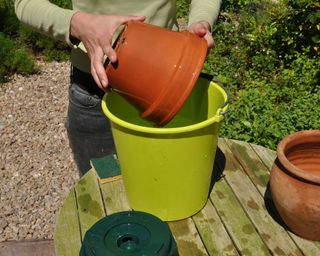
215, 78, 230, 115
200, 73, 230, 116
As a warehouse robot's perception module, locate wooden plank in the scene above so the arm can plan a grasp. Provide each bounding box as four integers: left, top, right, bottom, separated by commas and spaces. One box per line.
100, 178, 131, 215
168, 219, 208, 256
253, 143, 320, 256
192, 200, 239, 256
210, 178, 270, 256
220, 139, 303, 256
0, 240, 55, 256
223, 138, 270, 193
54, 190, 81, 256
249, 143, 276, 169
288, 234, 320, 256
75, 170, 105, 239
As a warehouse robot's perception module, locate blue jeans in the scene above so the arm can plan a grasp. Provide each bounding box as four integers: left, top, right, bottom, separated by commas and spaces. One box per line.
66, 83, 115, 176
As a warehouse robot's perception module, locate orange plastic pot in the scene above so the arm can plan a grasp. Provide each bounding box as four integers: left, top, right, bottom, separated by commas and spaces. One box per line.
270, 130, 320, 240
106, 21, 207, 126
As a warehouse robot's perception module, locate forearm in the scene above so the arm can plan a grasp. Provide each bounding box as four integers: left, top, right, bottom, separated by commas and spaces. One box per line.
14, 0, 76, 45
188, 0, 222, 27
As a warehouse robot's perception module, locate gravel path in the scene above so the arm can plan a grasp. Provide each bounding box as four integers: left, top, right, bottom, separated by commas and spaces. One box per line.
0, 60, 79, 241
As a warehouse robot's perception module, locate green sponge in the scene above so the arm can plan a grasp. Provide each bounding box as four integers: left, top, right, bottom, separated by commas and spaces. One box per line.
90, 154, 122, 183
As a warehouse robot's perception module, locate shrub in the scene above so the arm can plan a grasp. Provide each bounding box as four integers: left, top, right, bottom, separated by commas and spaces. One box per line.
176, 0, 189, 20
0, 32, 37, 82
221, 55, 320, 149
0, 0, 72, 79
207, 0, 320, 149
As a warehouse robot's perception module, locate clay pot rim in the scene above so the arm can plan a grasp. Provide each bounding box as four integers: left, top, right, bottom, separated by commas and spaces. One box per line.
277, 130, 320, 184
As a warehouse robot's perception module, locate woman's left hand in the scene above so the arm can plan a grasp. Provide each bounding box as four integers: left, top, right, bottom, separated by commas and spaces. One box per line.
188, 21, 214, 50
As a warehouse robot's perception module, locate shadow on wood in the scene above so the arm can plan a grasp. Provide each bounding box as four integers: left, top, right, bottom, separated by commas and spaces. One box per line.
264, 182, 288, 230
209, 146, 226, 194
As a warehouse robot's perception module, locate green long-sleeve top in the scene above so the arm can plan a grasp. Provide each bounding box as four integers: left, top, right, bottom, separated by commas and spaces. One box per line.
15, 0, 221, 73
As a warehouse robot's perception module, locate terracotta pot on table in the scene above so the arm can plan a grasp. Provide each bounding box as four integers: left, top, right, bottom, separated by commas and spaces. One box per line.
270, 130, 320, 240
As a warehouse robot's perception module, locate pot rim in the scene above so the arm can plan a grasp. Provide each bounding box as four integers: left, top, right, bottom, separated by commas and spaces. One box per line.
277, 130, 320, 184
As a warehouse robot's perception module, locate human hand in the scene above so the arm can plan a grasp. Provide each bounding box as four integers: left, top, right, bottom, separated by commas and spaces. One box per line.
188, 21, 214, 51
70, 12, 145, 90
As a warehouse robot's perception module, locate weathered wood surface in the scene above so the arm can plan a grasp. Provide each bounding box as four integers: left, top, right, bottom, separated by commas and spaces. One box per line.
192, 201, 239, 256
54, 190, 80, 256
0, 240, 55, 256
74, 170, 105, 239
219, 139, 303, 256
54, 139, 320, 256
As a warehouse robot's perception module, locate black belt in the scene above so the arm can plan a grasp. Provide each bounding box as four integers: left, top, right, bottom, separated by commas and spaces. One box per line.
71, 66, 105, 99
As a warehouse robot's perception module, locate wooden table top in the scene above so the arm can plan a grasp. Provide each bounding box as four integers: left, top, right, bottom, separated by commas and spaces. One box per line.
54, 138, 320, 256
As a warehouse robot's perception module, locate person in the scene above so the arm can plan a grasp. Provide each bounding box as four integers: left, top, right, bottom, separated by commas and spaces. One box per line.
14, 0, 222, 175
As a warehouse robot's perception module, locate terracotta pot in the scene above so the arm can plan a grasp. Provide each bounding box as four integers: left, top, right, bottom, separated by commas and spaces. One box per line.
106, 21, 207, 126
270, 130, 320, 240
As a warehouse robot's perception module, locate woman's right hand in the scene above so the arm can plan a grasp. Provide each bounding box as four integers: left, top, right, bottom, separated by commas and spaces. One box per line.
70, 12, 145, 90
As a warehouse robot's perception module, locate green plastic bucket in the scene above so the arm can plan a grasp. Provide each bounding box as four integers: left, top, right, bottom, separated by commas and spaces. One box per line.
102, 75, 229, 221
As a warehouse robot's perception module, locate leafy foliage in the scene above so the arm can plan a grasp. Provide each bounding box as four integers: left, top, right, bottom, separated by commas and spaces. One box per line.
205, 0, 320, 149
0, 0, 72, 82
0, 32, 37, 82
176, 0, 189, 20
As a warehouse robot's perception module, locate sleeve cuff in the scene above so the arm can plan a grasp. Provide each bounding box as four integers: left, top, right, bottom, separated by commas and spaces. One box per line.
188, 0, 222, 27
63, 10, 79, 48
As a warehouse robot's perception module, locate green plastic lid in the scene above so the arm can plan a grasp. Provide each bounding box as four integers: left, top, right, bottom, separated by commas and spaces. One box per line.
80, 211, 178, 256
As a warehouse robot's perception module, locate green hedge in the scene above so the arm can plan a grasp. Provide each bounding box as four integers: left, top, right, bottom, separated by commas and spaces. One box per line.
203, 0, 320, 149
0, 0, 72, 82
1, 0, 319, 149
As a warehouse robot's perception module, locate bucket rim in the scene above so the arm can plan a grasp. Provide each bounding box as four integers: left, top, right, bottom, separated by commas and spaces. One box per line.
101, 79, 229, 134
